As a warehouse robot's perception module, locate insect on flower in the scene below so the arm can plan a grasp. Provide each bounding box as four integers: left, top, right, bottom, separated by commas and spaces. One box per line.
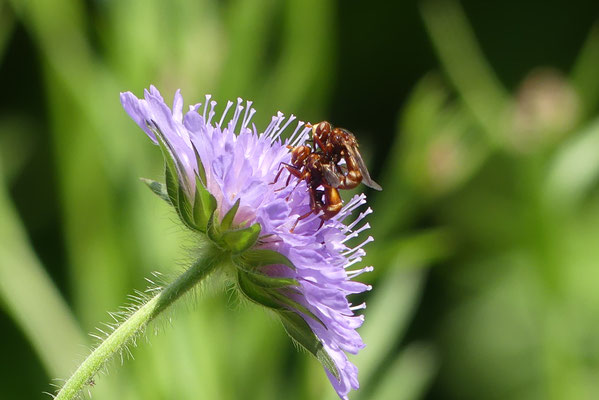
121, 88, 375, 400
273, 121, 382, 231
310, 121, 383, 191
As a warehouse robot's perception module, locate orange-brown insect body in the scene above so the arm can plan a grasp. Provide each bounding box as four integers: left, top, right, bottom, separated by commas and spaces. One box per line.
272, 121, 381, 231
311, 121, 382, 191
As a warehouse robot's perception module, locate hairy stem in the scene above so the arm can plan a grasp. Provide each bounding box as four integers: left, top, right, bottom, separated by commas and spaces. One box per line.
55, 245, 223, 400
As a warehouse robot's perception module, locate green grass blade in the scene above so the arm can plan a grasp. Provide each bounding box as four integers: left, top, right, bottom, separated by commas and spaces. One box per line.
545, 117, 599, 209
0, 167, 86, 378
571, 23, 599, 120
364, 343, 437, 400
421, 0, 509, 140
356, 268, 426, 389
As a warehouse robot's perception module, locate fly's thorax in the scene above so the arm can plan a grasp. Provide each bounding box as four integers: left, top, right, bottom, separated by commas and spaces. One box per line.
291, 145, 311, 167
312, 121, 332, 141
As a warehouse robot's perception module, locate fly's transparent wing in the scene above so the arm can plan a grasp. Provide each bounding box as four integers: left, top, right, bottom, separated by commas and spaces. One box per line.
344, 142, 383, 191
322, 163, 343, 188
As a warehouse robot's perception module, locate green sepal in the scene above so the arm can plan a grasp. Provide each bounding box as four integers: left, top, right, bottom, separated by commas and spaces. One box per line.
231, 255, 299, 289
232, 249, 298, 288
279, 311, 340, 381
176, 184, 197, 231
221, 223, 261, 254
237, 270, 286, 311
163, 156, 180, 207
240, 268, 298, 289
235, 265, 318, 324
191, 142, 208, 186
140, 178, 171, 204
193, 175, 217, 232
149, 123, 182, 207
206, 211, 222, 246
154, 128, 196, 232
233, 249, 296, 272
221, 198, 240, 231
266, 287, 325, 328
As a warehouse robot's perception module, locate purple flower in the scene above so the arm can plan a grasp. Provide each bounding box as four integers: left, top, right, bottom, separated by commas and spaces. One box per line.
121, 86, 373, 400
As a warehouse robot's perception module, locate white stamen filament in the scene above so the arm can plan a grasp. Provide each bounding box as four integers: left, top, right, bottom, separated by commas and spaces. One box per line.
337, 196, 367, 223
343, 257, 363, 269
202, 94, 211, 120
229, 98, 244, 134
347, 266, 373, 278
291, 126, 311, 147
207, 101, 217, 125
341, 222, 371, 243
349, 302, 366, 311
262, 115, 279, 138
242, 100, 253, 129
268, 112, 285, 139
271, 114, 296, 143
288, 120, 305, 144
243, 109, 256, 133
342, 236, 374, 256
218, 100, 234, 128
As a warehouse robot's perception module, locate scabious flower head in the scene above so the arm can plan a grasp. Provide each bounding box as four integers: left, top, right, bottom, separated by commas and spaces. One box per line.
120, 86, 374, 399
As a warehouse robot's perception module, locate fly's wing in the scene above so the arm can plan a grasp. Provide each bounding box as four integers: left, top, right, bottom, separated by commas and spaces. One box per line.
344, 141, 383, 191
339, 128, 357, 141
322, 163, 343, 188
335, 163, 348, 174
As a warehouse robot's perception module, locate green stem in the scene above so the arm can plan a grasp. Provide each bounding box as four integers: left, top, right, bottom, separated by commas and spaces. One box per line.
55, 246, 224, 400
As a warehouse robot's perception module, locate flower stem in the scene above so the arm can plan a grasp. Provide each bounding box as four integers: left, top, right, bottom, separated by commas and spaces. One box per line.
55, 245, 224, 400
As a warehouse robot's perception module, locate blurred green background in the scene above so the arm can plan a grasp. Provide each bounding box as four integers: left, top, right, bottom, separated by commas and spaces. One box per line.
2, 0, 599, 399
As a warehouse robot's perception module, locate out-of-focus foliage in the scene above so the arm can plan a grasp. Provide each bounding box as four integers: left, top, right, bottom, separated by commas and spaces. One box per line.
1, 0, 599, 399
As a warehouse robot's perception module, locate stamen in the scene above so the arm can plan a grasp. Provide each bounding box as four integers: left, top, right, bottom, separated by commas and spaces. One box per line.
288, 120, 305, 144
207, 100, 217, 125
349, 302, 366, 311
341, 208, 373, 233
341, 222, 371, 243
243, 108, 256, 132
262, 115, 279, 138
292, 126, 311, 147
242, 101, 254, 129
343, 256, 363, 269
271, 114, 296, 143
229, 98, 244, 134
344, 195, 367, 213
337, 195, 366, 221
268, 112, 285, 139
203, 94, 212, 120
347, 249, 366, 261
339, 203, 370, 227
218, 100, 234, 127
342, 236, 374, 256
347, 266, 374, 278
189, 103, 202, 113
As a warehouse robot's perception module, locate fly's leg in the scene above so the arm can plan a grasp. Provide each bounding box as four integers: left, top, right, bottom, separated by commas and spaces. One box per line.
317, 218, 325, 231
271, 163, 286, 185
272, 162, 303, 193
290, 185, 320, 232
289, 209, 314, 233
271, 162, 297, 185
285, 177, 305, 200
284, 168, 311, 200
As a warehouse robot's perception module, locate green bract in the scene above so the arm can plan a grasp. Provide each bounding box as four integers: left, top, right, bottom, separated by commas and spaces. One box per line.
142, 135, 340, 381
